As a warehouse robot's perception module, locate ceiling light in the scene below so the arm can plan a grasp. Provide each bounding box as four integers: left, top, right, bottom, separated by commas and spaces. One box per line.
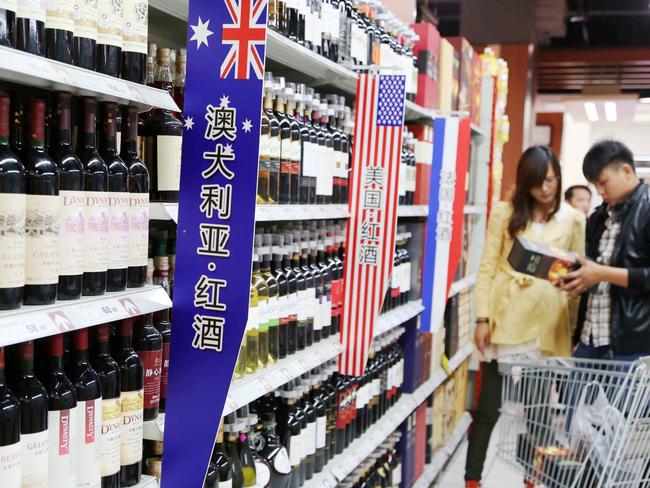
584, 102, 599, 122
604, 102, 617, 122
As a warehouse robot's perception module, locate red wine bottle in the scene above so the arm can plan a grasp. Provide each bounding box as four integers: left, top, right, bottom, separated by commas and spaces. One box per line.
23, 98, 60, 306
45, 0, 74, 63
121, 106, 149, 288
44, 334, 78, 483
0, 347, 21, 486
69, 328, 102, 486
121, 0, 147, 84
78, 97, 109, 296
12, 341, 49, 486
154, 309, 170, 413
112, 319, 143, 487
133, 313, 162, 421
16, 0, 45, 55
90, 324, 121, 488
73, 0, 97, 70
0, 2, 16, 47
101, 102, 129, 292
96, 0, 122, 77
0, 92, 26, 310
53, 92, 84, 301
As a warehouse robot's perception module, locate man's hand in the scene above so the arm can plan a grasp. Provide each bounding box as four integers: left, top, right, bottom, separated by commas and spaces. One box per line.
560, 257, 603, 297
475, 321, 491, 354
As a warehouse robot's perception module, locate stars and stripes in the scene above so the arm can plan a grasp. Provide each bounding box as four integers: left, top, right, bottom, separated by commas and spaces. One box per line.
220, 0, 268, 79
340, 73, 407, 377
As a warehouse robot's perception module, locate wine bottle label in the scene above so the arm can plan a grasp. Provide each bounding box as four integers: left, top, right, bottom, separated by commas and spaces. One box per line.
25, 194, 60, 286
108, 192, 129, 270
219, 480, 233, 488
17, 0, 45, 21
122, 0, 147, 54
22, 429, 49, 488
0, 193, 26, 289
128, 193, 149, 267
305, 421, 316, 456
58, 190, 85, 277
84, 191, 109, 273
392, 463, 402, 486
46, 0, 74, 32
0, 0, 17, 12
269, 135, 281, 160
120, 389, 143, 465
97, 0, 123, 48
160, 341, 170, 401
284, 0, 296, 9
259, 133, 270, 160
138, 350, 162, 410
48, 407, 78, 487
288, 433, 301, 467
315, 416, 326, 449
156, 135, 182, 192
296, 289, 310, 321
253, 460, 271, 487
73, 0, 97, 40
76, 399, 101, 488
0, 439, 22, 488
247, 305, 259, 331
100, 397, 121, 477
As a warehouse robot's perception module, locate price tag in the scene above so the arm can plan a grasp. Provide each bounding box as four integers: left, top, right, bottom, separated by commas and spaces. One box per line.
332, 464, 347, 481
47, 311, 75, 332
23, 321, 47, 338
119, 297, 142, 317
298, 358, 309, 371
258, 377, 274, 394
279, 367, 293, 382
315, 350, 326, 363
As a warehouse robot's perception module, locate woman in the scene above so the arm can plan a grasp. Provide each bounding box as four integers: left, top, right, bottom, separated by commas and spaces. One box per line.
465, 146, 585, 488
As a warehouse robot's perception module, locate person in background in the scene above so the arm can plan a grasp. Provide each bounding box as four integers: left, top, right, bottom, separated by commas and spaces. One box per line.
466, 146, 585, 488
562, 140, 650, 360
565, 184, 593, 216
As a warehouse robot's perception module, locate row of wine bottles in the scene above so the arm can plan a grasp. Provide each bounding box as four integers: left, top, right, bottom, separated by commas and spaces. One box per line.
338, 432, 402, 488
0, 315, 169, 488
0, 91, 149, 310
0, 0, 149, 83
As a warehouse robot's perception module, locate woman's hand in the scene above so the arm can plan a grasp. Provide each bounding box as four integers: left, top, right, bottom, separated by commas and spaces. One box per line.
475, 321, 491, 353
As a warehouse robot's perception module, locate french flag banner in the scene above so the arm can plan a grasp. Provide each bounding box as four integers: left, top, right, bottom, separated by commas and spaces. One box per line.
420, 117, 471, 333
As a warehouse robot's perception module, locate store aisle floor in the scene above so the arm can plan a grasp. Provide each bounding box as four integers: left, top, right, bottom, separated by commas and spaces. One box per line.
434, 419, 524, 487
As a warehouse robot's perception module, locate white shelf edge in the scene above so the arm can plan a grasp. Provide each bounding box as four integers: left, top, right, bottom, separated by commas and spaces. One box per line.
0, 285, 172, 347
0, 46, 179, 112
449, 274, 476, 298
397, 205, 429, 218
464, 204, 487, 215
136, 475, 158, 487
374, 300, 424, 338
411, 412, 473, 488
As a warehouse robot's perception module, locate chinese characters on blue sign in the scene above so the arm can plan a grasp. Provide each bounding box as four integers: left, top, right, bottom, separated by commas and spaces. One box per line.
161, 0, 268, 486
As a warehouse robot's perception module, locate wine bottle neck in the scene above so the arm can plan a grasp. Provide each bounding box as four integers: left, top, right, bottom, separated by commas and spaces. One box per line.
58, 129, 72, 146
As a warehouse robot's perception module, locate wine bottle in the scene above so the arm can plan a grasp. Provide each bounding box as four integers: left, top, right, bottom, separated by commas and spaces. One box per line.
23, 98, 60, 306
223, 414, 244, 488
97, 0, 123, 77
44, 334, 78, 487
0, 92, 25, 310
69, 328, 102, 487
101, 102, 129, 292
91, 324, 121, 488
45, 0, 74, 63
236, 406, 256, 487
53, 92, 85, 301
16, 0, 45, 55
153, 309, 170, 413
173, 48, 186, 113
120, 106, 149, 288
144, 48, 183, 202
133, 314, 162, 421
73, 0, 97, 70
112, 319, 143, 487
0, 1, 16, 47
121, 0, 147, 84
78, 97, 109, 296
13, 341, 49, 487
212, 424, 234, 488
0, 347, 21, 488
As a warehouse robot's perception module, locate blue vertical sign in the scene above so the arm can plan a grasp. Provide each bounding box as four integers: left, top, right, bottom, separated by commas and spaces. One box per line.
161, 0, 268, 486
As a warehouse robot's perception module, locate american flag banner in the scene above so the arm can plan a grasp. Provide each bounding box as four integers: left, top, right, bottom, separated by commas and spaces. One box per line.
420, 117, 471, 333
340, 73, 407, 376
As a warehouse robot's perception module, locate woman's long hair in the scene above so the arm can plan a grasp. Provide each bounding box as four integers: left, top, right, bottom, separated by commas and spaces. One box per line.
508, 145, 562, 238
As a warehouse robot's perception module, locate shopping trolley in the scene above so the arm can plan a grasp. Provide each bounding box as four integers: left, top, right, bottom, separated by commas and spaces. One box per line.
496, 357, 650, 487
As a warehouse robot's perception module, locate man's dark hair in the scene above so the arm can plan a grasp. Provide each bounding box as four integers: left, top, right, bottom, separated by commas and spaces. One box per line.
583, 140, 635, 182
564, 185, 592, 201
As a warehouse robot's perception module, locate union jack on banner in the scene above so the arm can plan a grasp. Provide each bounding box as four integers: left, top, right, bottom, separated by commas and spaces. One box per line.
221, 0, 267, 79
340, 74, 406, 377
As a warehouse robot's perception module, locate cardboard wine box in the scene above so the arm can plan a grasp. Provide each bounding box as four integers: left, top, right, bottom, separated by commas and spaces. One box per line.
438, 38, 456, 111
412, 22, 441, 109
447, 37, 474, 115
471, 49, 482, 125
508, 237, 580, 285
409, 123, 433, 205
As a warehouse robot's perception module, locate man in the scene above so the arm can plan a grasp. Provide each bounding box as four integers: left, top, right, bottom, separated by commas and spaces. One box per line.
565, 184, 592, 216
562, 140, 650, 360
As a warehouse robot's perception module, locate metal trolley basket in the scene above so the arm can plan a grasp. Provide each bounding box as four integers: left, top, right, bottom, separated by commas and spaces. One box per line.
496, 357, 650, 487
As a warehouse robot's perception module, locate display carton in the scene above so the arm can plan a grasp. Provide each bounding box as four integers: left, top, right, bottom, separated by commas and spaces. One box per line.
438, 38, 456, 111
508, 237, 580, 285
411, 22, 441, 109
447, 37, 474, 115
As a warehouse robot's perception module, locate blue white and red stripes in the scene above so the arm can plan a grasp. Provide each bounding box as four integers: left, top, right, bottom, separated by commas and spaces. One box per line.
340, 73, 406, 377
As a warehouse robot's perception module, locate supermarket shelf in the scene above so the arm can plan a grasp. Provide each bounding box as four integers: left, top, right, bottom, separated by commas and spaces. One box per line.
404, 100, 434, 122
411, 412, 473, 488
0, 285, 172, 347
0, 46, 178, 112
256, 204, 349, 222
448, 274, 476, 298
464, 204, 487, 215
471, 123, 486, 138
397, 205, 429, 218
143, 413, 166, 442
135, 476, 158, 487
150, 202, 179, 222
374, 299, 424, 338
